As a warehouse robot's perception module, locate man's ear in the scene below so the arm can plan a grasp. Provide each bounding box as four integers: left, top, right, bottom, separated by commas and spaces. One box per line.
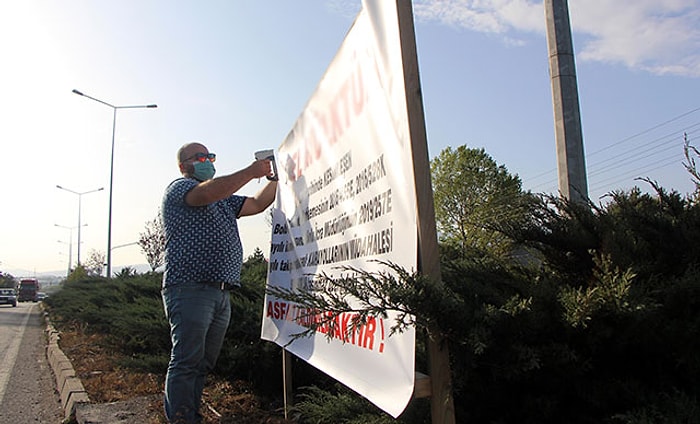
179, 162, 188, 175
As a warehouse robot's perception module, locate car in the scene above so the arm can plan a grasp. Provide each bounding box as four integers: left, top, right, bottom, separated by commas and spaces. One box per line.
36, 292, 48, 301
0, 288, 18, 307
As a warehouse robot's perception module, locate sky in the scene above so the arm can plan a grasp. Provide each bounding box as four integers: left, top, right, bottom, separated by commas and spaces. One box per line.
1, 0, 699, 276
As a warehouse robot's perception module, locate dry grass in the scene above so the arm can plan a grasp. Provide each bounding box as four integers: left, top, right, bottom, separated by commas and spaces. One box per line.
58, 329, 293, 423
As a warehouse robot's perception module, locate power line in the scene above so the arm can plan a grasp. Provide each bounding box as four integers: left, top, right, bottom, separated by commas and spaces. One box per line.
587, 107, 700, 159
587, 125, 700, 177
523, 107, 700, 195
589, 154, 683, 194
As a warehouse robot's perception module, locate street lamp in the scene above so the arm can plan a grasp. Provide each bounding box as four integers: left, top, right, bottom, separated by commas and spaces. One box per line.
111, 241, 139, 251
54, 223, 87, 271
72, 89, 157, 278
56, 239, 75, 277
56, 186, 103, 265
55, 228, 73, 271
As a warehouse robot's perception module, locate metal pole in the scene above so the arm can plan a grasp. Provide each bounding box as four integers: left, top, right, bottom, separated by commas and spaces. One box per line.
107, 107, 117, 278
56, 186, 103, 266
68, 231, 73, 274
58, 240, 71, 276
55, 224, 75, 273
72, 89, 157, 278
77, 193, 83, 265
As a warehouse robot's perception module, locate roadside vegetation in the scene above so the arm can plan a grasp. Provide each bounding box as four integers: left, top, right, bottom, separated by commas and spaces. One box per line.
42, 142, 700, 423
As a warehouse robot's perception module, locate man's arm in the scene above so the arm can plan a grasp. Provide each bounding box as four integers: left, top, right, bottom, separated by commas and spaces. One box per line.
240, 180, 278, 217
185, 159, 272, 207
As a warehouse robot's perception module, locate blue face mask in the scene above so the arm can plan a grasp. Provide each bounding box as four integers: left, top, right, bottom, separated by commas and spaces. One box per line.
192, 160, 216, 181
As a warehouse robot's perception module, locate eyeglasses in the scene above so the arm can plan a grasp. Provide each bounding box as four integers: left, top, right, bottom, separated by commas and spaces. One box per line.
185, 152, 216, 163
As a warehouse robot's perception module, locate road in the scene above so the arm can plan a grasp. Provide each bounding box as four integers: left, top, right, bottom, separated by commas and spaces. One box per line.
0, 302, 64, 423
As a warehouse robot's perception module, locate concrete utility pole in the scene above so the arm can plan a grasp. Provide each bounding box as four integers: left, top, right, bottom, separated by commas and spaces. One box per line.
545, 0, 588, 202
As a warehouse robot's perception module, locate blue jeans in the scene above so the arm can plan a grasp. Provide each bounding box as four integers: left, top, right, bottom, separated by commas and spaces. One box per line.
162, 284, 231, 423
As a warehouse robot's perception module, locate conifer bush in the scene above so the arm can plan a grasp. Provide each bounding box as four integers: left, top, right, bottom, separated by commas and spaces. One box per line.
43, 180, 700, 422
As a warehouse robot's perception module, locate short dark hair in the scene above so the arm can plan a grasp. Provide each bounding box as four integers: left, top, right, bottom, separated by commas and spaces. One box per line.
177, 142, 206, 164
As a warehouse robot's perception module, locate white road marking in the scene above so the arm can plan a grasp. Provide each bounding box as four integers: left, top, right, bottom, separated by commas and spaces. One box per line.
0, 305, 33, 405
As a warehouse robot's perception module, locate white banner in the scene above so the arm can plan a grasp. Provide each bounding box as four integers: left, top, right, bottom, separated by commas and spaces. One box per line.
260, 1, 418, 417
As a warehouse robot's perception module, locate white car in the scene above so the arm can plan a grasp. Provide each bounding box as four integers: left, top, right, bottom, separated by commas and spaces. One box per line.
0, 288, 18, 307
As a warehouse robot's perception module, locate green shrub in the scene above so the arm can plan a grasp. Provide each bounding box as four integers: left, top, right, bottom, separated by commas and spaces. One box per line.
291, 385, 398, 424
44, 272, 170, 360
42, 185, 700, 423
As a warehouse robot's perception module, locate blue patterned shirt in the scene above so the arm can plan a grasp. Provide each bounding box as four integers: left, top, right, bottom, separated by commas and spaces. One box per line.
161, 177, 247, 288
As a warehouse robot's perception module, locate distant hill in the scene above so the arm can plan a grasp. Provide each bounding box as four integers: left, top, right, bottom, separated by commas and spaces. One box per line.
5, 263, 158, 285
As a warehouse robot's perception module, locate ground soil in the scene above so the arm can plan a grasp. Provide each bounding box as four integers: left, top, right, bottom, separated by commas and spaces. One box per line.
58, 329, 293, 424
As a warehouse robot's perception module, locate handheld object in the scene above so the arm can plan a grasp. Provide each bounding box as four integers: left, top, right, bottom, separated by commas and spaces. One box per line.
255, 149, 278, 181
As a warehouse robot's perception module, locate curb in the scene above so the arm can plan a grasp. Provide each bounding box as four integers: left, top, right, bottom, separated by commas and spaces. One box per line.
44, 315, 90, 422
43, 309, 158, 424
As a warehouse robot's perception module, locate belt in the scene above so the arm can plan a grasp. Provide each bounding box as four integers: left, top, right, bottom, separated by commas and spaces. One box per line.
200, 281, 238, 290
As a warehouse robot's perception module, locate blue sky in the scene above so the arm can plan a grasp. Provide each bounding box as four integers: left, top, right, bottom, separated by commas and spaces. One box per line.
1, 0, 699, 275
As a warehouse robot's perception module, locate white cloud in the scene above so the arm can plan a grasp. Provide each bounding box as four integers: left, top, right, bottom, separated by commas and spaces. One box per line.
412, 0, 700, 77
414, 0, 532, 33
326, 0, 363, 18
570, 0, 700, 76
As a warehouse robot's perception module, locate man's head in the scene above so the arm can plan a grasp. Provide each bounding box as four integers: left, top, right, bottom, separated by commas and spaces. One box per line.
178, 142, 216, 181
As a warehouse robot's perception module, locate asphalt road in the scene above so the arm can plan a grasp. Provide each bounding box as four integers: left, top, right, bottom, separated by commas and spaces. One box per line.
0, 302, 64, 423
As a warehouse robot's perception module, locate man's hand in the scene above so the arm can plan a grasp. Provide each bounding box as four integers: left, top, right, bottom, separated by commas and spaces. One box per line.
185, 159, 274, 207
248, 158, 274, 180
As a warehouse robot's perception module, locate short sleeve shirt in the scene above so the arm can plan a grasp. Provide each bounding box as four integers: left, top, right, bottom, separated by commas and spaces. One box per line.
161, 177, 247, 288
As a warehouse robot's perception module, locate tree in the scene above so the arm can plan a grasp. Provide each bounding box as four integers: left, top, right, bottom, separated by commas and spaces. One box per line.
239, 247, 268, 285
115, 266, 138, 279
84, 249, 105, 277
0, 271, 17, 288
139, 213, 166, 272
66, 265, 89, 283
683, 132, 700, 195
430, 146, 533, 259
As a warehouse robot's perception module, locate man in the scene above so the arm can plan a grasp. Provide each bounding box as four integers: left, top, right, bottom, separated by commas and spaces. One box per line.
161, 142, 277, 423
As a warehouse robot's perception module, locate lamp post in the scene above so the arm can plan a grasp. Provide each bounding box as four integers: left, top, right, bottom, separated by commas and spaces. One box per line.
56, 186, 103, 265
54, 223, 87, 271
57, 243, 70, 277
72, 89, 157, 278
55, 228, 73, 271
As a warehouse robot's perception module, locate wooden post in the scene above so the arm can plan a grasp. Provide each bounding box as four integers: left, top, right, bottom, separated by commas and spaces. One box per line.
397, 1, 456, 423
282, 348, 293, 419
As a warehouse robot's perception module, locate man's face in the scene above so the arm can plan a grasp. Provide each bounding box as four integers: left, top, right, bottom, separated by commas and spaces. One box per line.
179, 144, 209, 177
